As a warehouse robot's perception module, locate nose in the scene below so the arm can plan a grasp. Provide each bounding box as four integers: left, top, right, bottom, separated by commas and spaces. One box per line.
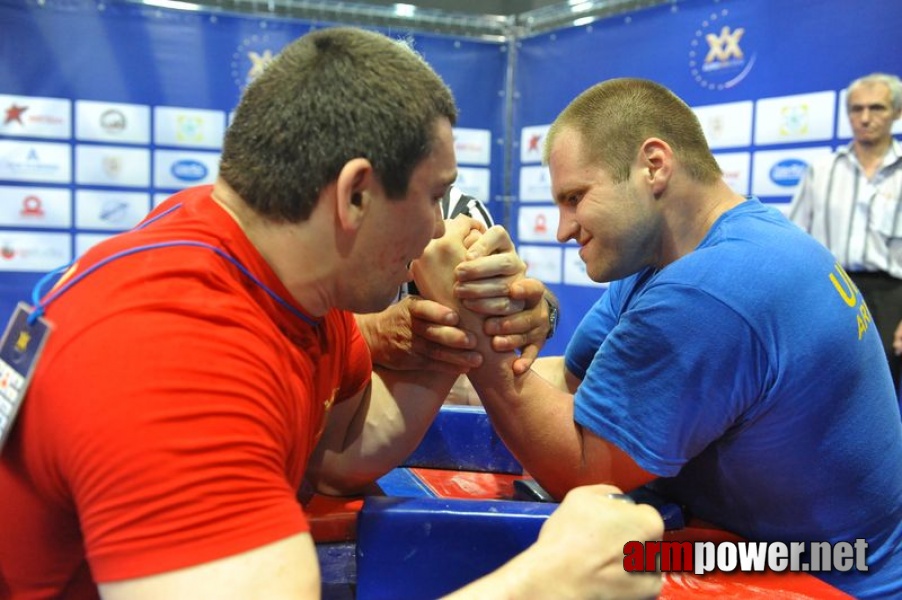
556, 205, 577, 244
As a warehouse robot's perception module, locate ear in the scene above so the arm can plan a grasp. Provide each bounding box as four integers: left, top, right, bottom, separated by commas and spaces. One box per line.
638, 137, 672, 197
335, 158, 375, 231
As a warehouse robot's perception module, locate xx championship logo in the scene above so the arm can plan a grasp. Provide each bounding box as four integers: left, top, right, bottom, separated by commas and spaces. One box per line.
689, 9, 756, 91
231, 34, 278, 92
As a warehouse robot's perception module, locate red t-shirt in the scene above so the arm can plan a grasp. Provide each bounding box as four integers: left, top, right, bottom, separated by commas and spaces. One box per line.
0, 187, 372, 598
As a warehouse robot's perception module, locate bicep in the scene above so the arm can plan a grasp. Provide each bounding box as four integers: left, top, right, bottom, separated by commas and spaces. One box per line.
531, 356, 580, 394
305, 381, 370, 494
99, 533, 320, 600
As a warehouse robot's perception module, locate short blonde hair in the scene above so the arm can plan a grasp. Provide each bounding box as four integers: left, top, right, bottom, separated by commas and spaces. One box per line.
544, 78, 722, 184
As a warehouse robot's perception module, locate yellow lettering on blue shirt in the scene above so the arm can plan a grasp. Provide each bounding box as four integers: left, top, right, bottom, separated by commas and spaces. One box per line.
829, 263, 871, 340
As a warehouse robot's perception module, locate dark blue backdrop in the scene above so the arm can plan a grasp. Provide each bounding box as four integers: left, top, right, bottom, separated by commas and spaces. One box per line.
514, 0, 902, 354
0, 0, 507, 321
1, 0, 902, 356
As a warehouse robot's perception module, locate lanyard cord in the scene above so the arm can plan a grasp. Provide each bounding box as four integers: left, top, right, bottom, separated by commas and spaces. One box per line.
27, 204, 319, 328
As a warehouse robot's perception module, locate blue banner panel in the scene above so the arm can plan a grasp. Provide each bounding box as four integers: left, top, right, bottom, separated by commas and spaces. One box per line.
0, 0, 507, 321
512, 0, 902, 350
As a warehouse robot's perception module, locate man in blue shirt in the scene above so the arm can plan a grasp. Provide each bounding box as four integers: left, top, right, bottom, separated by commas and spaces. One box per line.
415, 77, 902, 598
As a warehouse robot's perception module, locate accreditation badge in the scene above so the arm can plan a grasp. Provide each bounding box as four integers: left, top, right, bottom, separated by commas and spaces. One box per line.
0, 302, 52, 455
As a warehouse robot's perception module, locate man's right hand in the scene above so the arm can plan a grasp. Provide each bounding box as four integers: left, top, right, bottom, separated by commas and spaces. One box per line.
356, 296, 482, 373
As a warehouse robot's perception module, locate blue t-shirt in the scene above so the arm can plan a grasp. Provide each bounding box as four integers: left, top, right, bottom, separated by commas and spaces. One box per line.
566, 199, 902, 598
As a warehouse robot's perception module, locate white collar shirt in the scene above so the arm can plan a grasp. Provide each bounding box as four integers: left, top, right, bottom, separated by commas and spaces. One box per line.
789, 139, 902, 278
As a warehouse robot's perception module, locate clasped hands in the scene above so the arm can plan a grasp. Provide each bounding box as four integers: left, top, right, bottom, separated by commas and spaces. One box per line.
410, 215, 549, 375
361, 216, 550, 376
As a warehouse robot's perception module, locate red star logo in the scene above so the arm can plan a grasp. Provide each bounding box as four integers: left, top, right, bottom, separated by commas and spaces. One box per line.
4, 104, 28, 125
528, 134, 541, 152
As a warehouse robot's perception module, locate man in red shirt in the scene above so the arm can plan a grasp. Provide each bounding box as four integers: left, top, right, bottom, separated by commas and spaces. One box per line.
0, 27, 662, 599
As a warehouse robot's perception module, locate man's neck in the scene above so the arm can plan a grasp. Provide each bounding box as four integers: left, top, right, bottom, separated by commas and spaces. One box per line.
210, 177, 333, 317
659, 178, 746, 267
854, 138, 893, 178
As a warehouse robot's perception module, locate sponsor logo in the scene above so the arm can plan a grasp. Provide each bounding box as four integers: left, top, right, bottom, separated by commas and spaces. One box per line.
769, 159, 806, 187
0, 241, 66, 263
20, 195, 44, 218
527, 134, 542, 154
4, 104, 27, 125
2, 148, 64, 177
102, 155, 123, 179
99, 200, 129, 224
170, 159, 208, 182
100, 109, 127, 135
232, 34, 277, 91
176, 115, 205, 143
533, 214, 547, 234
689, 10, 756, 90
706, 115, 725, 140
780, 104, 810, 136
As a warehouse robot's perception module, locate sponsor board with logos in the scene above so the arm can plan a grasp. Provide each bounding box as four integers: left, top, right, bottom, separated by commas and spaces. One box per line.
0, 140, 71, 184
518, 244, 562, 284
520, 125, 549, 165
754, 91, 836, 146
518, 165, 552, 203
751, 147, 833, 197
75, 190, 150, 230
75, 145, 151, 188
454, 128, 492, 166
153, 107, 226, 150
75, 101, 151, 145
454, 167, 491, 203
0, 232, 71, 273
0, 95, 71, 140
695, 101, 754, 150
0, 187, 72, 229
154, 150, 220, 189
518, 206, 561, 244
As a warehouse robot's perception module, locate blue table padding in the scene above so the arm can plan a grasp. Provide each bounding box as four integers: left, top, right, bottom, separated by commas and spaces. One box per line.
402, 405, 522, 474
356, 496, 556, 600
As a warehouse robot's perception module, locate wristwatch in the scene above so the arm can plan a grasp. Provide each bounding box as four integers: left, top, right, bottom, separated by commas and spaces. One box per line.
544, 296, 559, 339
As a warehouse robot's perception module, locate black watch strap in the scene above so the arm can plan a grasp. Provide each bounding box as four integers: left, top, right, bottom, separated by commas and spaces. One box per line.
545, 296, 559, 339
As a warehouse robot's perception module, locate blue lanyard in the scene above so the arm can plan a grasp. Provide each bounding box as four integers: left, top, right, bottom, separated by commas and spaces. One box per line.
28, 203, 319, 328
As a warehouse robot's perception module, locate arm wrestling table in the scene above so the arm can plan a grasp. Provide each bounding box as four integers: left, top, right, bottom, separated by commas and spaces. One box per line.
305, 405, 852, 600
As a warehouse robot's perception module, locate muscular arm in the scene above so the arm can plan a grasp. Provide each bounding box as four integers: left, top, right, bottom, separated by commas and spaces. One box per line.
100, 534, 319, 600
531, 355, 581, 394
306, 366, 459, 495
413, 218, 655, 499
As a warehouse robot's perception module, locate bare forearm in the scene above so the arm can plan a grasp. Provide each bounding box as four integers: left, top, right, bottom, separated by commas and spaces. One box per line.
466, 363, 588, 500
314, 367, 458, 493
